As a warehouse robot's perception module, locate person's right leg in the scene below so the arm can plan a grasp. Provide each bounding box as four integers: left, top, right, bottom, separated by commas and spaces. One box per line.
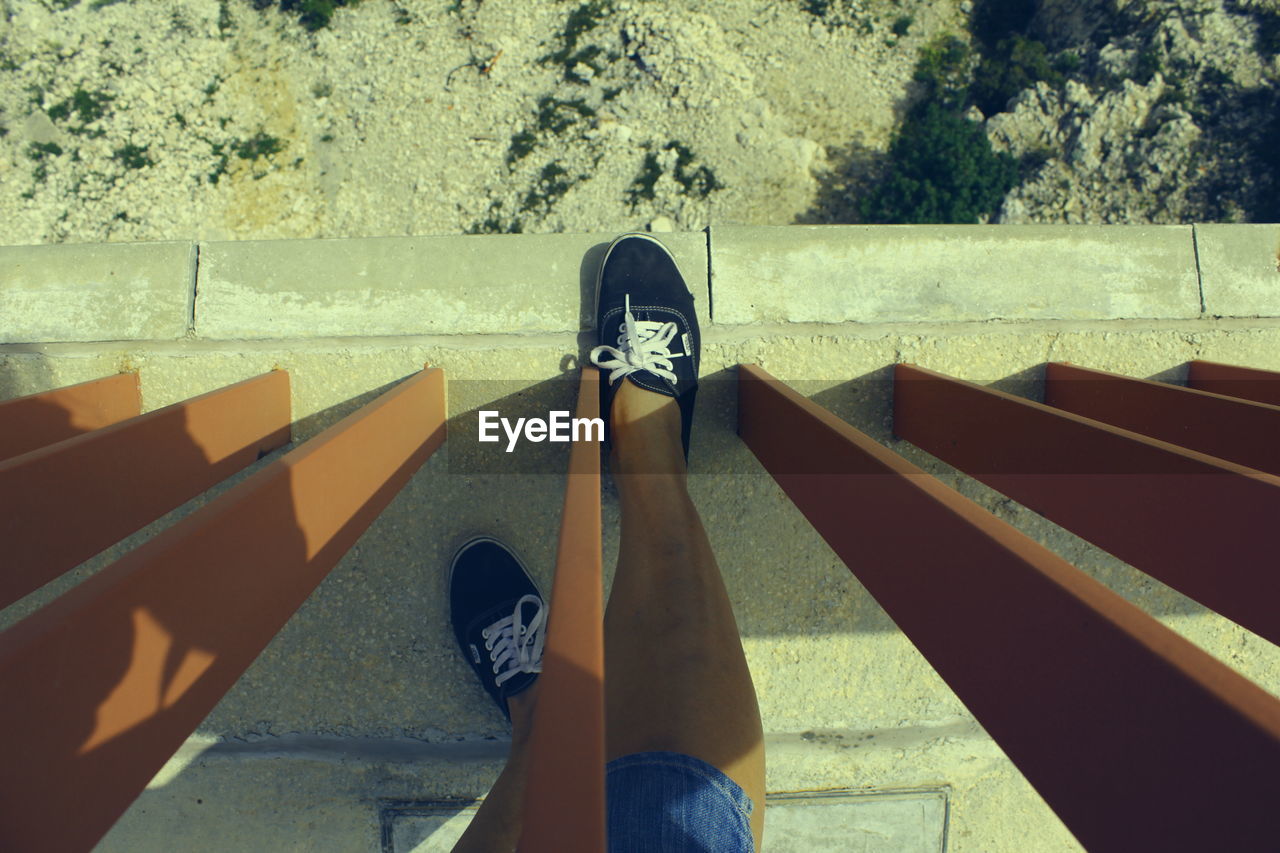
603, 379, 766, 851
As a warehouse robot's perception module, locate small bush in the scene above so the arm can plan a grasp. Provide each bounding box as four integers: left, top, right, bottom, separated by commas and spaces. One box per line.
1254, 9, 1280, 56
1053, 51, 1081, 75
233, 132, 285, 160
28, 141, 64, 158
971, 34, 1063, 116
914, 33, 973, 109
113, 143, 154, 169
1251, 108, 1280, 221
969, 0, 1036, 52
47, 88, 114, 124
253, 0, 362, 32
1132, 45, 1162, 84
858, 101, 1019, 223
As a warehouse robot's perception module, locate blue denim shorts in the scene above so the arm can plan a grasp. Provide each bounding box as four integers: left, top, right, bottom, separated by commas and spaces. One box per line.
606, 750, 756, 852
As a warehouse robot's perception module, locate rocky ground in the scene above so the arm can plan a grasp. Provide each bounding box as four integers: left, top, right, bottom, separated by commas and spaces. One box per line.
0, 0, 1276, 246
991, 0, 1280, 224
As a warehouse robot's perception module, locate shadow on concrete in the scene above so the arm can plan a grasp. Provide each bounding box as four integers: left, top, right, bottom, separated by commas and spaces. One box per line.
0, 351, 54, 404
0, 367, 443, 852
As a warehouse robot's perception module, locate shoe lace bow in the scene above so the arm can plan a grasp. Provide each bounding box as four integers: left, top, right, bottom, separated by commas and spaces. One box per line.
482, 594, 546, 687
589, 294, 686, 385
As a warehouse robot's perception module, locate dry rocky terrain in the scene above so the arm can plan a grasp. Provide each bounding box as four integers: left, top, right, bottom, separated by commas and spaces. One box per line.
0, 0, 1276, 246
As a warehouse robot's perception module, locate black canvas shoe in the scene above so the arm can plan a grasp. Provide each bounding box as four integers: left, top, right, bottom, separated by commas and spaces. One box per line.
588, 232, 701, 460
449, 536, 546, 723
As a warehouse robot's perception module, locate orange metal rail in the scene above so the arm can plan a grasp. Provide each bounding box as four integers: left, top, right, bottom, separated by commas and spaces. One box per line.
0, 366, 446, 853
0, 373, 141, 463
893, 362, 1280, 646
738, 363, 1280, 853
1186, 359, 1280, 406
518, 367, 606, 853
0, 371, 292, 611
1043, 362, 1280, 476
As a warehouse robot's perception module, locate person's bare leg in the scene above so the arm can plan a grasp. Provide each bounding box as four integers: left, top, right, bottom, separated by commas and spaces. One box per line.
604, 380, 767, 851
451, 686, 537, 853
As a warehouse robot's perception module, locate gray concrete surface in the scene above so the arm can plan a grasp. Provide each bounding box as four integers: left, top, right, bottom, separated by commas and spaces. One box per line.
1195, 223, 1280, 318
0, 240, 194, 343
3, 224, 1278, 346
709, 224, 1201, 325
195, 232, 709, 339
3, 226, 1280, 852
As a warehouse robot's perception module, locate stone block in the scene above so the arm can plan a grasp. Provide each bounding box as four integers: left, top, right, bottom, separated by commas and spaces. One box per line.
1195, 224, 1280, 318
0, 241, 194, 343
195, 232, 709, 339
710, 225, 1200, 325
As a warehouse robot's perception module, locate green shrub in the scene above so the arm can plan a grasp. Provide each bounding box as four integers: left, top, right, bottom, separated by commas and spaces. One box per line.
971, 35, 1063, 116
232, 132, 285, 160
966, 0, 1069, 117
858, 101, 1019, 223
252, 0, 361, 32
969, 0, 1036, 52
47, 88, 114, 125
1252, 108, 1280, 221
1254, 8, 1280, 56
113, 143, 153, 169
913, 33, 973, 110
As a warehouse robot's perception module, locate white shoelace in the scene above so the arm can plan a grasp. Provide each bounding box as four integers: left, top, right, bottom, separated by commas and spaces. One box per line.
482, 594, 546, 687
589, 294, 687, 385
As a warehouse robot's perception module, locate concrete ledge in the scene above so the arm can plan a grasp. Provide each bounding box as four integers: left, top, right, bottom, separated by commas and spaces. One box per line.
0, 241, 194, 343
8, 226, 1280, 346
195, 232, 709, 339
709, 224, 1201, 325
1195, 224, 1280, 317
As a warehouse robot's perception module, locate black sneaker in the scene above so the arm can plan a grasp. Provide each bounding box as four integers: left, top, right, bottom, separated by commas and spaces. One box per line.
449, 536, 547, 723
588, 232, 701, 460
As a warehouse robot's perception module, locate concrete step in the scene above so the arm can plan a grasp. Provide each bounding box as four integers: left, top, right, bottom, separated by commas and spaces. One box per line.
2, 225, 1279, 852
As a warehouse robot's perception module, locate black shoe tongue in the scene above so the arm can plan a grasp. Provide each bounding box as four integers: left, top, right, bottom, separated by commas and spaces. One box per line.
467, 599, 531, 639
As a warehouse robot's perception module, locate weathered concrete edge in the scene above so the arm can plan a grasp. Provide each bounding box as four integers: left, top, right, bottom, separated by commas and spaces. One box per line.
1193, 223, 1280, 318
4, 226, 1279, 345
0, 240, 196, 344
708, 224, 1206, 325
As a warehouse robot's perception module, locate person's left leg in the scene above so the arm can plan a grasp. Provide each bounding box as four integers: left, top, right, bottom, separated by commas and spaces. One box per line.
451, 686, 537, 853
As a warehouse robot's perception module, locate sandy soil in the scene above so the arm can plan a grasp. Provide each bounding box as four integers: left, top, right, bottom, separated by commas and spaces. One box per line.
0, 0, 967, 244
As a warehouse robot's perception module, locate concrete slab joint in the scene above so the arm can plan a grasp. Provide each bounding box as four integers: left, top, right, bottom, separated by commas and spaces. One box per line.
1193, 224, 1280, 318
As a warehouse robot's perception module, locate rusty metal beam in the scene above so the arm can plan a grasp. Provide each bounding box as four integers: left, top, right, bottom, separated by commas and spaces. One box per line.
0, 371, 292, 611
0, 366, 447, 853
1044, 362, 1280, 477
894, 362, 1280, 646
738, 363, 1280, 853
0, 373, 141, 463
519, 367, 605, 853
1187, 359, 1280, 407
